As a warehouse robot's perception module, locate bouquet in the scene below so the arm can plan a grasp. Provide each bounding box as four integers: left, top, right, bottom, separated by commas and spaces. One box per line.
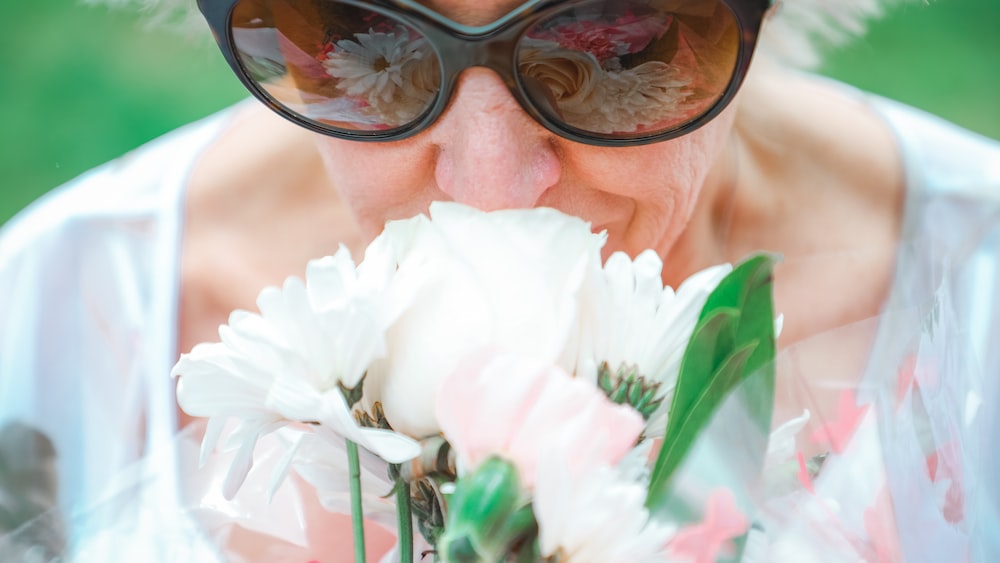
170, 201, 786, 562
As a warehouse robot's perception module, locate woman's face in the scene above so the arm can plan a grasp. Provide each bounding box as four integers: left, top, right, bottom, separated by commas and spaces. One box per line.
314, 0, 738, 262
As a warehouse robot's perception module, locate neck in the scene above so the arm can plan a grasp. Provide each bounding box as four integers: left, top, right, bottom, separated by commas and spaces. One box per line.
676, 63, 907, 346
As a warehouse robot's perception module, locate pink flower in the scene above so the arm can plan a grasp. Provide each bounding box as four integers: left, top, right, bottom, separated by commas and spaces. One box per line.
530, 12, 672, 62
435, 351, 643, 487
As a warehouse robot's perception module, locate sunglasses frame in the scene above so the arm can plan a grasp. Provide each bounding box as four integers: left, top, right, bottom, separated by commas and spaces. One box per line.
198, 0, 773, 146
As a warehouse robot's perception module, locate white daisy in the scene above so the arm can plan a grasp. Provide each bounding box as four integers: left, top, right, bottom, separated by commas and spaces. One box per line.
287, 429, 398, 529
571, 250, 731, 434
323, 27, 438, 126
172, 246, 420, 499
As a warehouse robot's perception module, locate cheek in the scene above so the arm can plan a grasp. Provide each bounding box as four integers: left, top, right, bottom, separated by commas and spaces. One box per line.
315, 137, 439, 240
641, 108, 735, 205
570, 109, 736, 255
653, 113, 734, 215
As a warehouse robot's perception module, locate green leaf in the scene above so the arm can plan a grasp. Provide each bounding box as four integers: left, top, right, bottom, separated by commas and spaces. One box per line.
700, 255, 778, 412
646, 340, 757, 511
646, 254, 778, 512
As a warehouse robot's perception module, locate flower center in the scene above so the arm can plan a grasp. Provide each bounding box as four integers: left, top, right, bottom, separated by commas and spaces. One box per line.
597, 361, 664, 421
373, 55, 391, 72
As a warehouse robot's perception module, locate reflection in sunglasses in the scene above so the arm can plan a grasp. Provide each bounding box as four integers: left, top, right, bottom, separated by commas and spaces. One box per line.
520, 38, 693, 134
320, 27, 439, 128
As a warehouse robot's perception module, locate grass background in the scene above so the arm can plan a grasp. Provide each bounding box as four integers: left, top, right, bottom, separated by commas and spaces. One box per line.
1, 0, 998, 225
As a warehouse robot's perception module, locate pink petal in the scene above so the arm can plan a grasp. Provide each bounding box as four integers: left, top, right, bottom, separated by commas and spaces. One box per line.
436, 350, 551, 469
437, 351, 643, 487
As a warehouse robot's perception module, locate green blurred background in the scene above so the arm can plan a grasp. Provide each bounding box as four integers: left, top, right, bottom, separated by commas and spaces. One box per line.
1, 0, 998, 225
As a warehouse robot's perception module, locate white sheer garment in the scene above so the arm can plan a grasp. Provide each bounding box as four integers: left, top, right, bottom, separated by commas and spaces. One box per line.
0, 90, 998, 560
0, 106, 240, 560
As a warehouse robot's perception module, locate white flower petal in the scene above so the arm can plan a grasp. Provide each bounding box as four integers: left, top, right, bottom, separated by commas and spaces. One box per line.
765, 409, 811, 467
578, 254, 730, 412
199, 416, 227, 468
372, 203, 606, 437
172, 238, 414, 499
267, 431, 304, 503
222, 420, 271, 500
534, 455, 674, 562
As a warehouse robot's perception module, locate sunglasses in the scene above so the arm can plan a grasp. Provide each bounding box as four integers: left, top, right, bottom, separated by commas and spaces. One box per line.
199, 0, 772, 146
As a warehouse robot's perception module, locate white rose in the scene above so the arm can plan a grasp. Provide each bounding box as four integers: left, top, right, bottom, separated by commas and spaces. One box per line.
518, 38, 603, 106
365, 202, 607, 437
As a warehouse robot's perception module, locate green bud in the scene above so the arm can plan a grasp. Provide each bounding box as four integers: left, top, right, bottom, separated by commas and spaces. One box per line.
442, 536, 479, 563
437, 457, 538, 562
596, 361, 665, 420
597, 363, 615, 395
627, 375, 644, 405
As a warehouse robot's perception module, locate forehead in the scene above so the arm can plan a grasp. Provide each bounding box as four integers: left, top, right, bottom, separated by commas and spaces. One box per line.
418, 0, 530, 26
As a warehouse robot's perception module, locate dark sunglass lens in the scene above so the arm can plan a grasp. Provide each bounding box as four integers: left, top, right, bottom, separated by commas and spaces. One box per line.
230, 0, 442, 133
517, 0, 740, 138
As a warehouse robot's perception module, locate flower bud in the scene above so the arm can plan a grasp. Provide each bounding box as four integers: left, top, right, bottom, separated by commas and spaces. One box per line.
437, 457, 537, 562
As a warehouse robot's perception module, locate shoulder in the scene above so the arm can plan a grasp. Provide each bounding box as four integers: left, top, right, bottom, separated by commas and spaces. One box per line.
0, 101, 241, 352
862, 95, 1000, 201
863, 94, 1000, 359
0, 103, 245, 373
0, 104, 243, 332
0, 105, 243, 505
855, 92, 1000, 259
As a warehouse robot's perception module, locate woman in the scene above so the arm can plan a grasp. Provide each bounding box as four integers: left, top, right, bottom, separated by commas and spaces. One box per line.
1, 0, 998, 560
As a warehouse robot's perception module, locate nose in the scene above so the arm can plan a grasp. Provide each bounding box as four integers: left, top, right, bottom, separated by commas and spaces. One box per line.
427, 68, 562, 211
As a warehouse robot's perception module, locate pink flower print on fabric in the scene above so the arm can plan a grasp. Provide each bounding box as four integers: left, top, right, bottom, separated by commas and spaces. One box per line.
896, 353, 940, 406
895, 352, 940, 407
796, 451, 816, 494
808, 390, 870, 454
896, 353, 918, 405
435, 351, 644, 488
926, 440, 966, 524
863, 485, 903, 563
667, 489, 749, 563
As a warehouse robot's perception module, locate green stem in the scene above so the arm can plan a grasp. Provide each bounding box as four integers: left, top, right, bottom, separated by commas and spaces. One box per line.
347, 440, 366, 563
395, 479, 413, 563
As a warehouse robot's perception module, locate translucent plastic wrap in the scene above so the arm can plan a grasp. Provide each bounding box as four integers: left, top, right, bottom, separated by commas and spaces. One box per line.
4, 263, 998, 562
